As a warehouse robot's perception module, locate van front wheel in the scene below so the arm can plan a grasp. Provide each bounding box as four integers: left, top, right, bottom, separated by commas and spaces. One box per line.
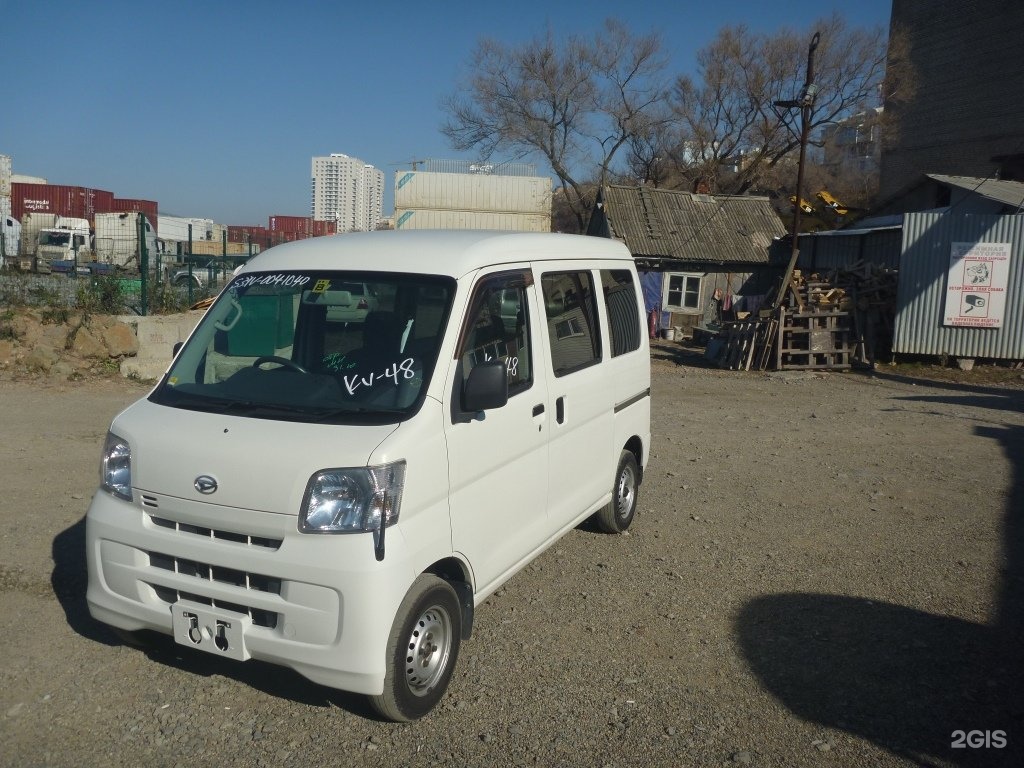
369, 575, 462, 722
594, 450, 639, 533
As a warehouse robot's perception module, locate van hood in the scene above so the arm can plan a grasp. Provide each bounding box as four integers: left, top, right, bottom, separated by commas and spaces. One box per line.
110, 398, 399, 515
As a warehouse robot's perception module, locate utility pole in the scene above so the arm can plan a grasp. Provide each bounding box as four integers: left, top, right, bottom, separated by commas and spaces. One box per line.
772, 31, 821, 311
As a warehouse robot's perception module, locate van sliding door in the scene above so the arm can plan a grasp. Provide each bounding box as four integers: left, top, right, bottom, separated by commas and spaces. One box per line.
537, 267, 614, 526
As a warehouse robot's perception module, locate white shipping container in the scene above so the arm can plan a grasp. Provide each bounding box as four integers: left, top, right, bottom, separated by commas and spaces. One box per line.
0, 154, 10, 197
394, 208, 551, 232
209, 222, 227, 245
157, 215, 218, 243
1, 215, 19, 264
394, 171, 552, 215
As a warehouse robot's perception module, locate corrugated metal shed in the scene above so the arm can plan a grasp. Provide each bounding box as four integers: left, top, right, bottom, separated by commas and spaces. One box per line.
894, 211, 1024, 359
926, 175, 1024, 209
796, 225, 903, 271
587, 185, 786, 268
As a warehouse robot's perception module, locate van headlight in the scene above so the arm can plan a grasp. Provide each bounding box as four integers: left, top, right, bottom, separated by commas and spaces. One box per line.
101, 432, 132, 501
299, 461, 405, 534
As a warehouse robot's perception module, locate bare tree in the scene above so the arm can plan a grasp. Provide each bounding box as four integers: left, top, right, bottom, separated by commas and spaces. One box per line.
667, 14, 891, 196
442, 20, 670, 231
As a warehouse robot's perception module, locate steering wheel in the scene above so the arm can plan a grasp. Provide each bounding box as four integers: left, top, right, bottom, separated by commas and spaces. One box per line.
252, 356, 309, 374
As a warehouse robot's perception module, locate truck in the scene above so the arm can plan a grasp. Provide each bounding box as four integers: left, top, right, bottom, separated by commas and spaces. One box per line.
94, 212, 158, 269
17, 212, 56, 268
33, 216, 93, 273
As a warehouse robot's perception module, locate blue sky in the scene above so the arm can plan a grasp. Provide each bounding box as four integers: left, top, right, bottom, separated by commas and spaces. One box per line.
2, 0, 892, 225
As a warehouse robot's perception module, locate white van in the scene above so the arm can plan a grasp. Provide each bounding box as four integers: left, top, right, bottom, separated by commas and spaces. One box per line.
86, 230, 651, 721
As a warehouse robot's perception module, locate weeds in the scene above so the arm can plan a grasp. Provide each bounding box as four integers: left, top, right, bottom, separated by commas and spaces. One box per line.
0, 308, 19, 341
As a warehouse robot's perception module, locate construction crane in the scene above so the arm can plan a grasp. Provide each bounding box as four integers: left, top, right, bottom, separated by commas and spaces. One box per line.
816, 190, 848, 216
789, 195, 815, 214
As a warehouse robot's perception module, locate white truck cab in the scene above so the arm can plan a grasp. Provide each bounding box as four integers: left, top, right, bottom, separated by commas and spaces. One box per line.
86, 230, 651, 720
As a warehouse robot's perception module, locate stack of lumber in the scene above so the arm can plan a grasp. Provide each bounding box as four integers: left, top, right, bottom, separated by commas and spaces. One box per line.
775, 270, 852, 370
710, 262, 898, 371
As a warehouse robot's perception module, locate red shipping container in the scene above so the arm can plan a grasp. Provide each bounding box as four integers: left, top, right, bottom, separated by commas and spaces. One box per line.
269, 215, 314, 235
12, 183, 115, 224
312, 220, 338, 237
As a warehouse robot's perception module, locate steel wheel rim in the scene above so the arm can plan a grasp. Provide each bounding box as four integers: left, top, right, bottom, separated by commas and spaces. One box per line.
404, 604, 453, 696
616, 464, 636, 519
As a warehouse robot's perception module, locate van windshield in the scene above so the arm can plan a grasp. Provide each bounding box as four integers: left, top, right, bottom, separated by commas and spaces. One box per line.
151, 270, 457, 424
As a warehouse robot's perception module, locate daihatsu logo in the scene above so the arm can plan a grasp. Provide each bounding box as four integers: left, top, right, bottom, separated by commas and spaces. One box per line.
194, 475, 218, 495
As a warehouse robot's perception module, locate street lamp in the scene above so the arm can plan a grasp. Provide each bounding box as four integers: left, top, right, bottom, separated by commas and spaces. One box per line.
771, 31, 821, 311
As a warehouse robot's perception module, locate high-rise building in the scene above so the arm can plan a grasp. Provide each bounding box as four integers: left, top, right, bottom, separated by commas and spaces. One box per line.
311, 154, 385, 232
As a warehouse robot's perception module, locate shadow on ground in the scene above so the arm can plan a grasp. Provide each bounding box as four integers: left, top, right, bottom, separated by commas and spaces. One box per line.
737, 410, 1024, 766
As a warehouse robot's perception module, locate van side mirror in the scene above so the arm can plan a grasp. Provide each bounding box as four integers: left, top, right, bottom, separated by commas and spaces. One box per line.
173, 341, 183, 358
462, 359, 508, 412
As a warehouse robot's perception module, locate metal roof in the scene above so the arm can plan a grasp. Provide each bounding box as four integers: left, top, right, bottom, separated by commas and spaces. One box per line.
590, 185, 787, 266
925, 174, 1024, 209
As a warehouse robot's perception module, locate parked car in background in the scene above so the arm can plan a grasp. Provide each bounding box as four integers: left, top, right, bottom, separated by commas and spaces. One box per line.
322, 281, 379, 322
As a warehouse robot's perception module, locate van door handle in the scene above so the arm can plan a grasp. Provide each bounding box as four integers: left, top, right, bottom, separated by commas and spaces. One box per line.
532, 403, 545, 417
556, 396, 565, 424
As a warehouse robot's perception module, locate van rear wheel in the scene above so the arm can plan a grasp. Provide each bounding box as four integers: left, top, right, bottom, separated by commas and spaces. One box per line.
369, 575, 462, 722
594, 450, 639, 533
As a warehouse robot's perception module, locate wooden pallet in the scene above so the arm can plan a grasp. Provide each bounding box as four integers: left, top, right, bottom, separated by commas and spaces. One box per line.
717, 319, 765, 371
775, 308, 851, 370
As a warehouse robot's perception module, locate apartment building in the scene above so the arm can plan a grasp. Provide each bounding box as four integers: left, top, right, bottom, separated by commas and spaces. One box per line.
311, 154, 385, 232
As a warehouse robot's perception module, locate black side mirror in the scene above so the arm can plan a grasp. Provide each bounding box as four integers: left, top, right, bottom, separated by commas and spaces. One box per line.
172, 341, 184, 358
462, 359, 508, 412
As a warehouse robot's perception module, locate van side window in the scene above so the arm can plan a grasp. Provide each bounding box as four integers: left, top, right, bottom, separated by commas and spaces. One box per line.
460, 279, 532, 396
600, 269, 641, 356
541, 271, 601, 376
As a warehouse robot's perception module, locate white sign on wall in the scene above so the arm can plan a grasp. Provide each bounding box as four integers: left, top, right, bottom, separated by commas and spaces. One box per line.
943, 242, 1011, 328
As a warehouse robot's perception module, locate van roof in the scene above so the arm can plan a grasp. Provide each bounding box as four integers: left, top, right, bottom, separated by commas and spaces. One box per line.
237, 230, 634, 278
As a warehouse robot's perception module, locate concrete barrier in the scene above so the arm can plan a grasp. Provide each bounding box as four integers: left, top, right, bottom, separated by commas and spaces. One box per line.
117, 311, 205, 380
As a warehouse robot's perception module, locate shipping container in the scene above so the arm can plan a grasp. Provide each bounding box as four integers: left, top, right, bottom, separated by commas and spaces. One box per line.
11, 183, 115, 222
1, 215, 19, 265
158, 215, 217, 243
312, 219, 338, 237
269, 215, 313, 234
394, 171, 552, 215
228, 225, 266, 243
187, 240, 252, 256
109, 198, 159, 233
394, 208, 551, 232
0, 154, 11, 198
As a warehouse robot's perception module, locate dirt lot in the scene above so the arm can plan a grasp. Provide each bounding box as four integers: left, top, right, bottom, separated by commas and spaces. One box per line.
1, 337, 1022, 768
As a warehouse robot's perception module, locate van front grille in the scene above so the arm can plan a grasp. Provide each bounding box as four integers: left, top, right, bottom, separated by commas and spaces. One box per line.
149, 514, 283, 551
145, 551, 281, 629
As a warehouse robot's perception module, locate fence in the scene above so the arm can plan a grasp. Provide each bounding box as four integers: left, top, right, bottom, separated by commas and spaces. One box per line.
3, 212, 252, 315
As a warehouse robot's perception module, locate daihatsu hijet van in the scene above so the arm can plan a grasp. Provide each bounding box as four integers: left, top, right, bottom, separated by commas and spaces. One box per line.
86, 229, 651, 721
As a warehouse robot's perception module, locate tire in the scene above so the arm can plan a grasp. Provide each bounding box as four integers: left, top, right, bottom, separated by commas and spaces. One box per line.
369, 575, 462, 722
594, 450, 640, 533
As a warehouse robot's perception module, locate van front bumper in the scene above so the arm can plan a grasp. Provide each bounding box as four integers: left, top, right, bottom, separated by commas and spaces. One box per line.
85, 488, 414, 696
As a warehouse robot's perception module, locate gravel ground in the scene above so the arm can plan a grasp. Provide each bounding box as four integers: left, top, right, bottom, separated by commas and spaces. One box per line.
1, 343, 1022, 768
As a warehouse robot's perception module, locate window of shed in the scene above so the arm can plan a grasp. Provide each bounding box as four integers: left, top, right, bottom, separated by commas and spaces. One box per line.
664, 273, 702, 312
